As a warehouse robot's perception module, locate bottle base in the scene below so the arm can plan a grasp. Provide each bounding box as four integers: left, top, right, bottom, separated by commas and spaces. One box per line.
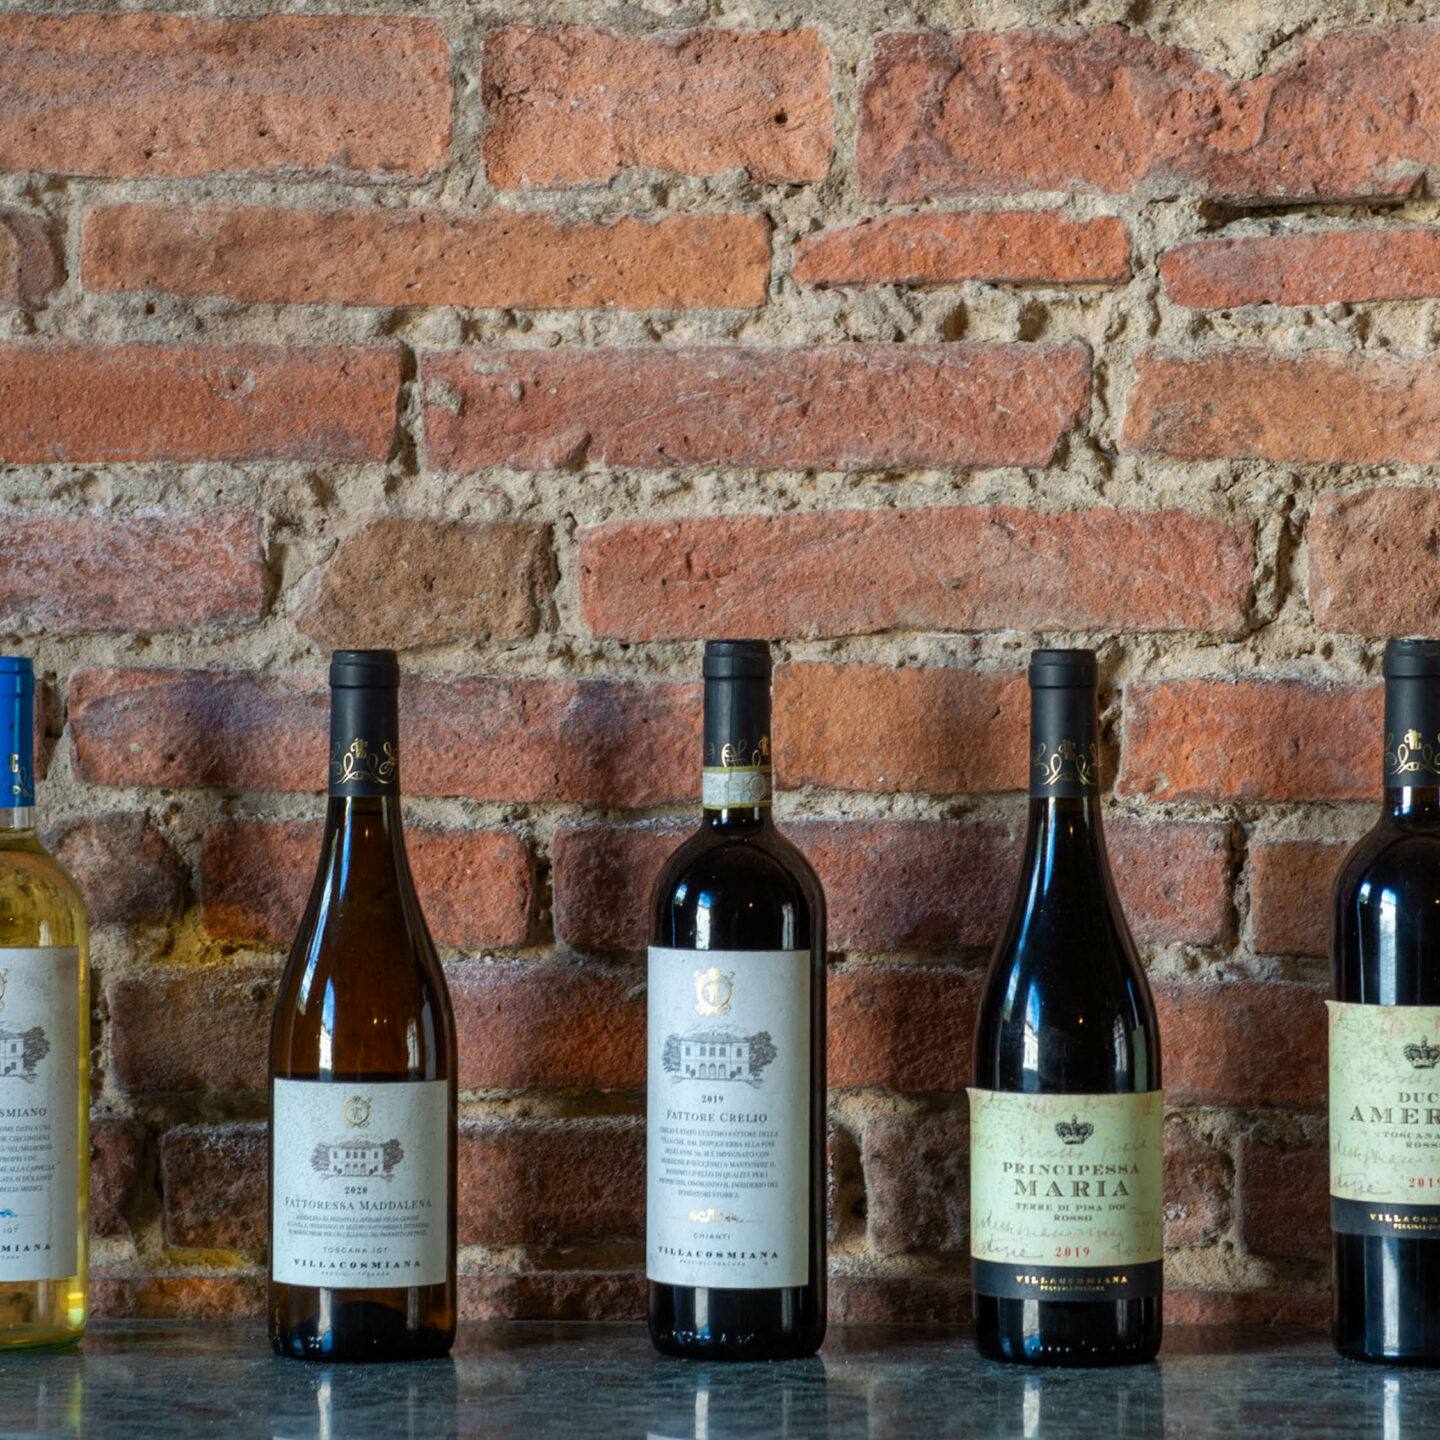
271, 1299, 454, 1363
0, 1324, 85, 1353
648, 1280, 825, 1362
974, 1295, 1161, 1368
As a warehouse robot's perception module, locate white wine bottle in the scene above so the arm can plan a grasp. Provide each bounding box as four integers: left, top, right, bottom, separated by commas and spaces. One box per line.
269, 650, 456, 1360
0, 657, 89, 1349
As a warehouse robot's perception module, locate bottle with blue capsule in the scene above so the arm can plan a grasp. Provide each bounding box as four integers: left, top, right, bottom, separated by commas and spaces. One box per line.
0, 658, 89, 1349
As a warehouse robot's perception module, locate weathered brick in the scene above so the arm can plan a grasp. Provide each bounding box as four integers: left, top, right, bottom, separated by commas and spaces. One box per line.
460, 1119, 643, 1244
160, 1124, 265, 1251
1309, 487, 1440, 635
0, 14, 449, 182
796, 212, 1131, 287
860, 25, 1440, 203
827, 1274, 970, 1324
422, 345, 1090, 473
0, 510, 263, 635
1119, 678, 1378, 803
202, 820, 533, 949
774, 663, 1028, 796
108, 966, 275, 1096
580, 503, 1249, 640
830, 966, 983, 1092
1165, 1290, 1328, 1325
1237, 1137, 1328, 1262
1162, 228, 1440, 309
91, 1116, 146, 1241
863, 1113, 968, 1255
460, 1272, 644, 1322
294, 515, 554, 651
91, 1275, 264, 1319
1157, 981, 1327, 1108
1124, 348, 1440, 464
553, 814, 1229, 953
1165, 1122, 1230, 1249
1251, 839, 1352, 957
0, 343, 400, 464
44, 812, 187, 927
70, 667, 697, 808
828, 1123, 864, 1246
451, 962, 646, 1091
83, 205, 770, 312
481, 26, 832, 188
0, 207, 59, 304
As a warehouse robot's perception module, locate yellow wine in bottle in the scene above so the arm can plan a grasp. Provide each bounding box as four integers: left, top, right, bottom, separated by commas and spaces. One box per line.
0, 657, 89, 1350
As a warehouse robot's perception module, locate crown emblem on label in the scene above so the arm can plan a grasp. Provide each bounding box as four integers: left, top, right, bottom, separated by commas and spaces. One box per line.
1405, 1037, 1440, 1069
1055, 1115, 1094, 1145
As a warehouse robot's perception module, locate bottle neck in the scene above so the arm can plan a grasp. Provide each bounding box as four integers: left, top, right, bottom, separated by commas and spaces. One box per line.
1, 677, 35, 834
329, 684, 401, 801
701, 673, 773, 831
317, 793, 410, 894
1382, 674, 1440, 823
1021, 681, 1108, 886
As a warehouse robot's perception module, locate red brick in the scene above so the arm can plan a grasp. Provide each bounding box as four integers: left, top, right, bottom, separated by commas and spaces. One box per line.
44, 812, 187, 926
827, 1274, 970, 1323
1164, 1122, 1230, 1249
796, 212, 1131, 287
774, 663, 1028, 795
294, 515, 554, 651
1251, 839, 1352, 957
0, 14, 449, 182
1157, 981, 1327, 1108
860, 25, 1440, 203
91, 1116, 146, 1241
1237, 1137, 1328, 1261
160, 1124, 264, 1251
1165, 1290, 1328, 1326
0, 207, 59, 303
111, 960, 647, 1095
90, 1275, 264, 1319
1163, 228, 1440, 309
0, 510, 263, 634
1309, 487, 1440, 635
481, 26, 832, 188
581, 503, 1250, 641
553, 814, 1229, 953
83, 205, 770, 312
863, 1113, 968, 1255
0, 343, 399, 464
1124, 348, 1440, 464
1119, 678, 1378, 803
108, 966, 275, 1096
423, 345, 1090, 473
451, 962, 646, 1091
830, 966, 983, 1092
460, 1119, 643, 1244
459, 1272, 644, 1322
70, 667, 697, 808
203, 821, 533, 950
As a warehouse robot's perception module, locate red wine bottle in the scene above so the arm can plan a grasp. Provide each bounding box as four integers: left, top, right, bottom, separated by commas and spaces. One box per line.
269, 650, 457, 1361
971, 648, 1163, 1365
1332, 638, 1440, 1363
647, 640, 827, 1360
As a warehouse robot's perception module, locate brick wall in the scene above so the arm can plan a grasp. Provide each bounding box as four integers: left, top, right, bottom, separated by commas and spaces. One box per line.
11, 2, 1439, 1325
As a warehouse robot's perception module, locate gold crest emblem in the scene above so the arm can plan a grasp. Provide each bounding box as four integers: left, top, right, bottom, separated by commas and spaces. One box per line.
694, 967, 734, 1016
343, 1095, 371, 1128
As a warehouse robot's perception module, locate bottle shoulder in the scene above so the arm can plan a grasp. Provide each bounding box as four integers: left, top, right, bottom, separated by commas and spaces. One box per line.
0, 834, 88, 948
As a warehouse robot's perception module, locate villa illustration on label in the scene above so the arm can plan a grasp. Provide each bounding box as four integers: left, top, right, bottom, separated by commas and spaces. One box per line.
310, 1138, 405, 1180
662, 1029, 777, 1085
0, 1022, 49, 1084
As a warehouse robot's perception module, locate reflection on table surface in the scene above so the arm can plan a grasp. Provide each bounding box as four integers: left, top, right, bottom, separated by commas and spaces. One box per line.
0, 1322, 1437, 1438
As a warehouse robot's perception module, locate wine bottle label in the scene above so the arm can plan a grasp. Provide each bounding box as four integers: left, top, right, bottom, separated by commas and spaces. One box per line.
1329, 1000, 1440, 1236
701, 766, 772, 809
0, 947, 80, 1283
271, 1078, 449, 1288
968, 1088, 1164, 1302
646, 946, 809, 1290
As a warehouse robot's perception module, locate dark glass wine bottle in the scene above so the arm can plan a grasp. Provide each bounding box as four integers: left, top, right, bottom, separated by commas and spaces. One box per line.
971, 648, 1163, 1366
1331, 638, 1440, 1364
269, 650, 457, 1362
647, 640, 826, 1361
